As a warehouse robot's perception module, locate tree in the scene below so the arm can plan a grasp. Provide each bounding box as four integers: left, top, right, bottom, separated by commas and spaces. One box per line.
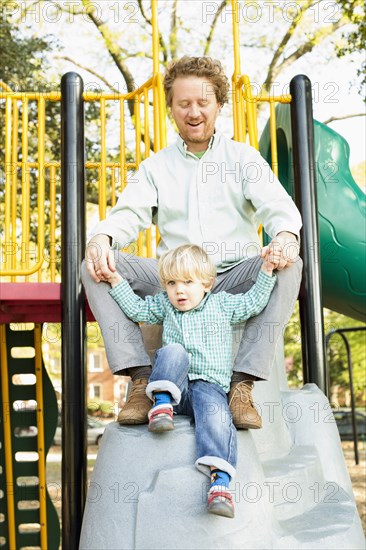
0, 6, 61, 273
24, 1, 360, 107
42, 0, 362, 212
0, 4, 102, 276
335, 0, 365, 97
0, 3, 56, 89
3, 0, 363, 276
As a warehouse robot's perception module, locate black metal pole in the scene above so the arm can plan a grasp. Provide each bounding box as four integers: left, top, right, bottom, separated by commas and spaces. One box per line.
61, 72, 86, 549
290, 75, 327, 393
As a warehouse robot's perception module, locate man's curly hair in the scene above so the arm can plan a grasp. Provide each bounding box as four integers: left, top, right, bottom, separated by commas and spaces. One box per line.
163, 56, 230, 107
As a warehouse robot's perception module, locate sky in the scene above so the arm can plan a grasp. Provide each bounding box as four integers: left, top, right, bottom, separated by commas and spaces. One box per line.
12, 0, 366, 167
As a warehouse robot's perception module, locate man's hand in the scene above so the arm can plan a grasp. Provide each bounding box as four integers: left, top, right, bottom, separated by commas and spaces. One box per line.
85, 234, 116, 282
261, 231, 300, 271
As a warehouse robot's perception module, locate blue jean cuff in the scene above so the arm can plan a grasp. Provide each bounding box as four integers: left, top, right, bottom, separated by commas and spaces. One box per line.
195, 456, 236, 480
146, 380, 181, 405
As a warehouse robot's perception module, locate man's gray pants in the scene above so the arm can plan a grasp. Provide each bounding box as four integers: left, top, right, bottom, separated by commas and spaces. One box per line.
80, 253, 303, 381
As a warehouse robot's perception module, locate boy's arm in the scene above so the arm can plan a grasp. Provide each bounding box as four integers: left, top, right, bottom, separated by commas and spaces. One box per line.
109, 279, 165, 324
221, 270, 277, 324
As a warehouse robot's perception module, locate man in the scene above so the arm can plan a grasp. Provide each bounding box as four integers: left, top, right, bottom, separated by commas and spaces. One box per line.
81, 56, 302, 429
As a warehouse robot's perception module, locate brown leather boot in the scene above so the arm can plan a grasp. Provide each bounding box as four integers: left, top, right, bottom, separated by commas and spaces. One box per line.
118, 378, 151, 425
228, 381, 262, 429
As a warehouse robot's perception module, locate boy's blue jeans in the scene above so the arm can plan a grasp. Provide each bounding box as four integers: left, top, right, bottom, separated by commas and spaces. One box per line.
146, 343, 237, 479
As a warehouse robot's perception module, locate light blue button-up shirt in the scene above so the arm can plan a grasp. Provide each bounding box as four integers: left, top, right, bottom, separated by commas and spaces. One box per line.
92, 131, 302, 271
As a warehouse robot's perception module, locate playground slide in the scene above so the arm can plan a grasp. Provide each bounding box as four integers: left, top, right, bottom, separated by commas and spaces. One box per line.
259, 105, 366, 323
80, 109, 366, 550
80, 344, 365, 550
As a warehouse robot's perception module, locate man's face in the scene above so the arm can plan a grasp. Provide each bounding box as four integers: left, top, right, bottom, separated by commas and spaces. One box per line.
170, 76, 222, 152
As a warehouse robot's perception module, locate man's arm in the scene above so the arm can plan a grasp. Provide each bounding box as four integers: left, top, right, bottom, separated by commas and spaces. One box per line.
85, 162, 158, 281
241, 146, 302, 269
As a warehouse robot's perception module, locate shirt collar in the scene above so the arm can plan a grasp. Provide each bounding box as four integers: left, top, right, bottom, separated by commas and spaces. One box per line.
176, 131, 219, 157
194, 291, 211, 311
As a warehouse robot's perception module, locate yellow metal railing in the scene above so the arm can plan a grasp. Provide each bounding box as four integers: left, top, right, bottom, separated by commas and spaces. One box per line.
1, 0, 293, 282
234, 74, 292, 153
1, 89, 54, 281
0, 2, 299, 544
230, 0, 292, 171
0, 75, 166, 281
229, 0, 293, 240
83, 73, 166, 217
0, 1, 165, 282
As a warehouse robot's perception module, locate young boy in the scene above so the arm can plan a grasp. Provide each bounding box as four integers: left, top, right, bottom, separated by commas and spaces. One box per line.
107, 245, 276, 519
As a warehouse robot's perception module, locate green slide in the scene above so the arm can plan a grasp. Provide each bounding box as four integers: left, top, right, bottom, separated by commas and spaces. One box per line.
259, 104, 366, 322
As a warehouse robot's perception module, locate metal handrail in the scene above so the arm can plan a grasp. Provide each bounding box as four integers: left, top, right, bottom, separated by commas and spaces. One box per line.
0, 77, 165, 280
326, 326, 366, 464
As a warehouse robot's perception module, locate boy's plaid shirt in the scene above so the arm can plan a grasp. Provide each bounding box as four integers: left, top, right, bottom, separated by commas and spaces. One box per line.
109, 271, 276, 392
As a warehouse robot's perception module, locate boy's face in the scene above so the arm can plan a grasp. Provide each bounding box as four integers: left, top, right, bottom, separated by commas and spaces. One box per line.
165, 278, 213, 312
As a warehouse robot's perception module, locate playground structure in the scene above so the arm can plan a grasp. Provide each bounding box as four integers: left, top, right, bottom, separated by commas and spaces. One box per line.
0, 0, 365, 548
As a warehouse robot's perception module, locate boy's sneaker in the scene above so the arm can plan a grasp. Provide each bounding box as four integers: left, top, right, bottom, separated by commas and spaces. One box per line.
148, 404, 174, 432
228, 381, 262, 429
207, 486, 235, 518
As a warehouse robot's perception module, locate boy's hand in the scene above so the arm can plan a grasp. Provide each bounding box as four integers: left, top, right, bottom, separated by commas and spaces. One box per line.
261, 232, 299, 271
260, 250, 276, 276
108, 271, 124, 288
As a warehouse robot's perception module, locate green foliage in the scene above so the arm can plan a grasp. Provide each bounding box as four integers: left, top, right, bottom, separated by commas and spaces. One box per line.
87, 400, 115, 417
0, 5, 103, 277
283, 303, 303, 387
325, 309, 366, 400
284, 305, 366, 403
336, 0, 366, 97
0, 8, 61, 271
0, 3, 56, 90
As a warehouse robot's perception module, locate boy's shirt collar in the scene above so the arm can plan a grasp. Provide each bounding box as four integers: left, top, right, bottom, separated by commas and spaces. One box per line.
193, 290, 211, 311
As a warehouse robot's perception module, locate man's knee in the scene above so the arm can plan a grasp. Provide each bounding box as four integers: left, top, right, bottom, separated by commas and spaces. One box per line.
291, 255, 303, 274
80, 258, 90, 285
276, 256, 303, 287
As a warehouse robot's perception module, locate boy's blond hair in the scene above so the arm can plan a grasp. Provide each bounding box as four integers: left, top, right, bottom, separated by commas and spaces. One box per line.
158, 245, 216, 287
